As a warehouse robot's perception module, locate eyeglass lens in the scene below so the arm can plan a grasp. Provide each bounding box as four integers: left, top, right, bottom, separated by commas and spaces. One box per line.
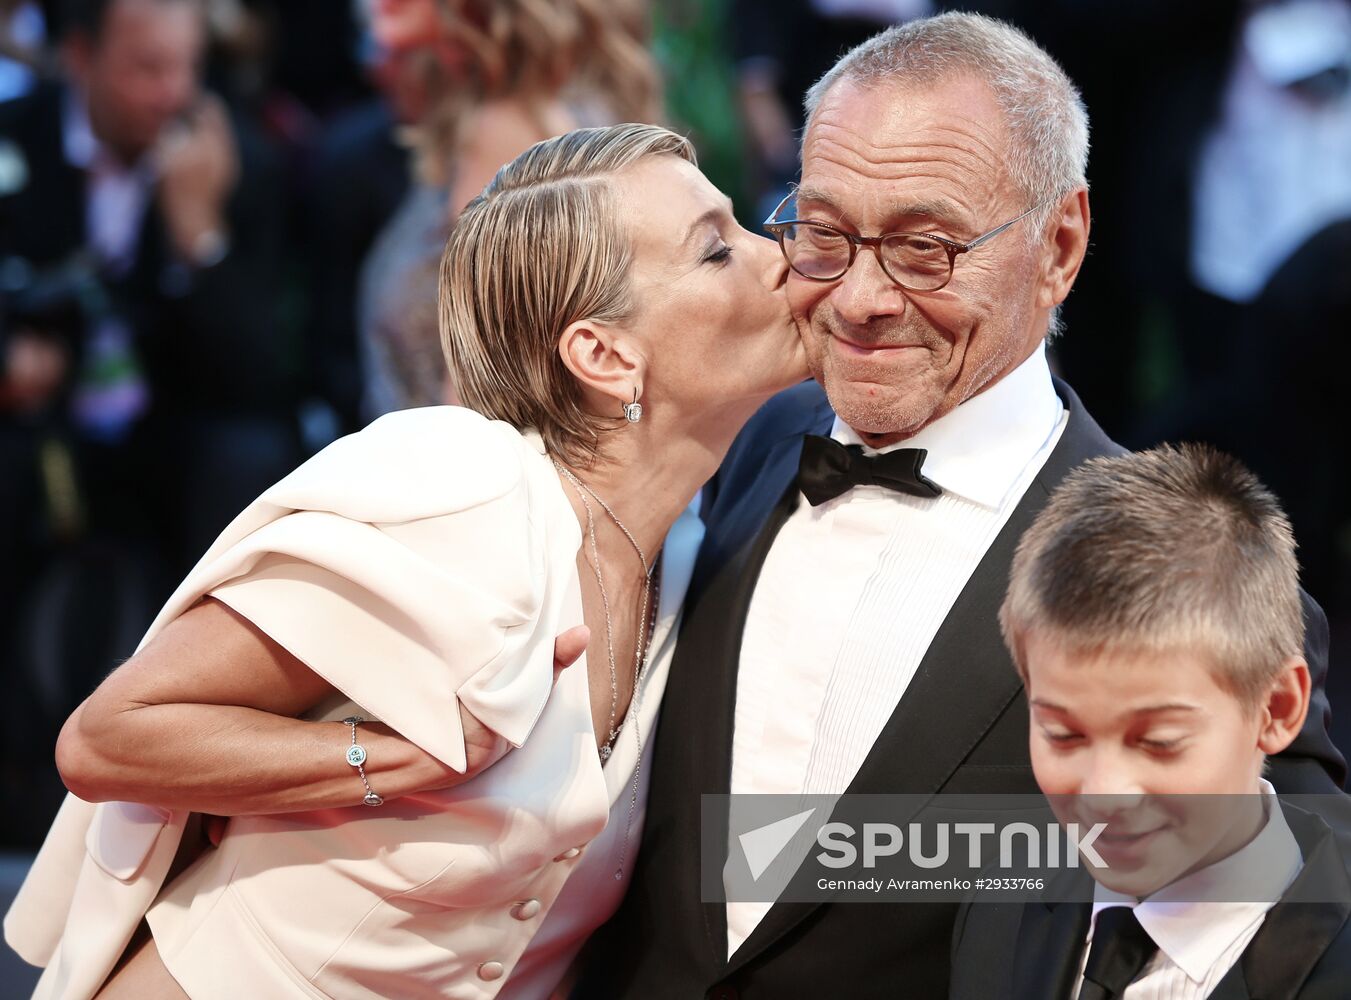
780, 222, 952, 290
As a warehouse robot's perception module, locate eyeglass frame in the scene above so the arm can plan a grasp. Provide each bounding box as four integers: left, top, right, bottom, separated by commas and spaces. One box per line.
762, 191, 1053, 293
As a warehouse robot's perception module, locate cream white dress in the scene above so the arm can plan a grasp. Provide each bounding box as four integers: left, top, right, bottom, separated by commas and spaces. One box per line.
4, 406, 702, 1000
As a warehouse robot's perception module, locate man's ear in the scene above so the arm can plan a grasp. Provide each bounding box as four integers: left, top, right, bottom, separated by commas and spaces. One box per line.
558, 317, 645, 416
1256, 655, 1311, 755
1037, 188, 1090, 311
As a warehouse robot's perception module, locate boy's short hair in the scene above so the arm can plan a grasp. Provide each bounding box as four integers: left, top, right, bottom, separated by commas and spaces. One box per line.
1000, 444, 1303, 706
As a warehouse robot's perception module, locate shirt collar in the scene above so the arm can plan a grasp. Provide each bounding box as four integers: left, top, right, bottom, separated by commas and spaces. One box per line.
829, 343, 1063, 510
62, 89, 97, 170
62, 87, 154, 178
1090, 779, 1303, 984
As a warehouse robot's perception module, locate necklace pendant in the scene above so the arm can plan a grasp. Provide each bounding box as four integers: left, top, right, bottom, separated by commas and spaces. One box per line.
598, 744, 612, 762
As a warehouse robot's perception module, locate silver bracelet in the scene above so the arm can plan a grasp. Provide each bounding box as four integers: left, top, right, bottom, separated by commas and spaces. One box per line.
341, 716, 384, 806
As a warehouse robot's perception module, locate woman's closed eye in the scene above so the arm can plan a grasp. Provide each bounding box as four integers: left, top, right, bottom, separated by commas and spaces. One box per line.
703, 241, 734, 264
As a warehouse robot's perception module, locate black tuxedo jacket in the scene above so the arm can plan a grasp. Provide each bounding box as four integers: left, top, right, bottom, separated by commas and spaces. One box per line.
950, 805, 1351, 1000
587, 378, 1345, 1000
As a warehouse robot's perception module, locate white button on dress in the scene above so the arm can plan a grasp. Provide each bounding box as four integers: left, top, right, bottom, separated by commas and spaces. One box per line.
512, 899, 542, 920
478, 961, 505, 981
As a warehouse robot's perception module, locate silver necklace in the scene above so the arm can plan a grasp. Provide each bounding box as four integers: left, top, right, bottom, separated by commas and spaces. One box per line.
553, 460, 660, 879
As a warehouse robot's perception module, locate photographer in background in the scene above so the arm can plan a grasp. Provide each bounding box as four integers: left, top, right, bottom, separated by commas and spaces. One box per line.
0, 0, 297, 847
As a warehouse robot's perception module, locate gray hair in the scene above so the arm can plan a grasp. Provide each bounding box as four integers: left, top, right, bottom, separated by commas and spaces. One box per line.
805, 12, 1089, 233
1000, 445, 1305, 708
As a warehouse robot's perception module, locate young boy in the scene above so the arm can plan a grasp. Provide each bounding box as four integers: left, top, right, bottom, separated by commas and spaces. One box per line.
949, 444, 1351, 999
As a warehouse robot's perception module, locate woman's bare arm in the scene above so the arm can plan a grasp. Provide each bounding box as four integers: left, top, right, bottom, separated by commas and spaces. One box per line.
55, 598, 588, 815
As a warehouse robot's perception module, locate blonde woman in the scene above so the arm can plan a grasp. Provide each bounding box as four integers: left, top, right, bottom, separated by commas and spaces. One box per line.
359, 0, 661, 414
2, 125, 799, 1000
4, 123, 807, 998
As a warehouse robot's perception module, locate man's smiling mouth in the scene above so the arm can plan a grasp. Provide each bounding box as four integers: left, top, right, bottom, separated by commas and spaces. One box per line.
829, 332, 925, 356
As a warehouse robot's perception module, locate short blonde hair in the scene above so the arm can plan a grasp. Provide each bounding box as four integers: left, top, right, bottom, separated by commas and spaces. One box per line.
1000, 445, 1304, 707
439, 123, 695, 465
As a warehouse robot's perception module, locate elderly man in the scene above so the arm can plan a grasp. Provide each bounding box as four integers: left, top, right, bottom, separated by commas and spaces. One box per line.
589, 13, 1346, 998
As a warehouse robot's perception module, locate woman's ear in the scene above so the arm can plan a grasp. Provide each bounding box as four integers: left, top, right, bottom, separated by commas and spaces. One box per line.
558, 318, 646, 415
1256, 656, 1311, 755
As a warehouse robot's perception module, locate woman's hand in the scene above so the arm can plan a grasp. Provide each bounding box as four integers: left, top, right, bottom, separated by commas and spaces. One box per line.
458, 623, 590, 774
56, 600, 590, 816
387, 623, 591, 794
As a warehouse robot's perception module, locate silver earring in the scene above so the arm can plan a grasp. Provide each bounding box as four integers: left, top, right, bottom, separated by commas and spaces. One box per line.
622, 388, 642, 424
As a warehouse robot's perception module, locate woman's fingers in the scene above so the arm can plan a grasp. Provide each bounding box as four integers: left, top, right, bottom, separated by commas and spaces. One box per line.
458, 705, 510, 777
454, 626, 590, 780
552, 625, 590, 681
204, 814, 227, 846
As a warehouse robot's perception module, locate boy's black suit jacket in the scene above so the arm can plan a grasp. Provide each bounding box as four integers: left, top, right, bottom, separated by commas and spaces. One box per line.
950, 805, 1351, 1000
585, 378, 1346, 1000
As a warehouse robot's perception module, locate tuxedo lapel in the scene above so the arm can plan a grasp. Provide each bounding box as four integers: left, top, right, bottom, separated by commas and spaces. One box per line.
1011, 897, 1092, 1000
842, 382, 1116, 802
845, 377, 1116, 803
845, 485, 1038, 796
661, 394, 833, 966
726, 477, 1040, 971
692, 472, 802, 961
1206, 969, 1253, 1000
725, 379, 1122, 974
1233, 808, 1351, 1000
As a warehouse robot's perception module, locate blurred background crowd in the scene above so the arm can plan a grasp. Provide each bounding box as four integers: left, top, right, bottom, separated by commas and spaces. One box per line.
1, 0, 1349, 858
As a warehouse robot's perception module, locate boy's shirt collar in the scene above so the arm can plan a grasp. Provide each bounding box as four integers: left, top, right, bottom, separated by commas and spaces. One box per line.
1088, 779, 1304, 984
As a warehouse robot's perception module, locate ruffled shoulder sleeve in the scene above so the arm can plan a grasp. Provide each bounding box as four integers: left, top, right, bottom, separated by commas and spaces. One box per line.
140, 406, 583, 773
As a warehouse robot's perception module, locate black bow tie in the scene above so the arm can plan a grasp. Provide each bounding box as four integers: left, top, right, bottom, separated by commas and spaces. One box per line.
796, 434, 943, 507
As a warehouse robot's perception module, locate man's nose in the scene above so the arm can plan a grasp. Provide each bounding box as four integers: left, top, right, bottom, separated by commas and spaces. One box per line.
828, 245, 907, 326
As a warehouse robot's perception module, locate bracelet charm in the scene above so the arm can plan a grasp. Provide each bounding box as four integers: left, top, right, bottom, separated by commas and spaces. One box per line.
341, 716, 384, 807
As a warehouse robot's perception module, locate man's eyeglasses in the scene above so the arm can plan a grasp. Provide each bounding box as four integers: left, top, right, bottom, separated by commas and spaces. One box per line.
763, 192, 1050, 293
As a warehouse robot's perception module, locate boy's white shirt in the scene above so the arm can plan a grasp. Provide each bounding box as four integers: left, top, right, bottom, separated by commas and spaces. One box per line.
1074, 778, 1303, 999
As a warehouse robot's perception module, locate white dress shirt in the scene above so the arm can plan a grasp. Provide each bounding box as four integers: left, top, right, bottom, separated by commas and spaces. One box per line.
62, 91, 156, 273
59, 91, 155, 440
726, 346, 1067, 955
1074, 780, 1304, 999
